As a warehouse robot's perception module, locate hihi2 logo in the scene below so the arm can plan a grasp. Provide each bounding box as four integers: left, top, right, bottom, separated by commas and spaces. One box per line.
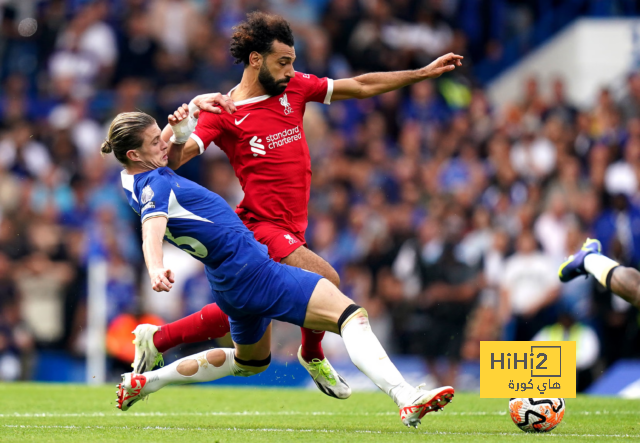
480, 341, 576, 398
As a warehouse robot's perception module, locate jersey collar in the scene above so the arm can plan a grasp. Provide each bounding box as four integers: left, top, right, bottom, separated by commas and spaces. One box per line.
121, 170, 137, 202
228, 84, 271, 106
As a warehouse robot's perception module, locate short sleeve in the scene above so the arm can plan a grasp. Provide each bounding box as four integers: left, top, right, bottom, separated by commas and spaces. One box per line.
297, 72, 334, 105
190, 110, 223, 154
138, 175, 171, 223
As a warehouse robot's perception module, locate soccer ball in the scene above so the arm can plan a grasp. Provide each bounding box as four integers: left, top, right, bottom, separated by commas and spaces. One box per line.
509, 398, 565, 432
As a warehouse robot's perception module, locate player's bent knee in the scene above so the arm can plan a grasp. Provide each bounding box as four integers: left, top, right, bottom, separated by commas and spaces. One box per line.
206, 349, 227, 367
177, 359, 199, 376
337, 304, 367, 335
232, 354, 271, 377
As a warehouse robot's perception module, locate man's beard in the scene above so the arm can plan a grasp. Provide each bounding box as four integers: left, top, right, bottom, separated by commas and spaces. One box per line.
258, 64, 289, 96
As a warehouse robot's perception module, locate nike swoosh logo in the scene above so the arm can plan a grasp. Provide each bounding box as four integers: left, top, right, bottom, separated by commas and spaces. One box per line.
235, 113, 250, 125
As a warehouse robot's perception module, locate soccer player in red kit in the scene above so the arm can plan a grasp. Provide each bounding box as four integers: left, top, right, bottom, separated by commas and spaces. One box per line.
133, 12, 462, 399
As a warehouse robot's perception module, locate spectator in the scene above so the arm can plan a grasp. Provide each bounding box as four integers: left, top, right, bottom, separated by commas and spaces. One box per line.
15, 249, 74, 346
544, 77, 577, 125
510, 118, 556, 182
534, 190, 573, 263
0, 122, 52, 179
114, 12, 159, 84
194, 37, 239, 93
49, 1, 119, 99
593, 194, 640, 265
499, 231, 560, 341
148, 0, 205, 58
48, 100, 102, 163
63, 1, 118, 73
414, 240, 479, 387
604, 137, 640, 197
619, 72, 640, 124
0, 300, 34, 381
380, 6, 453, 59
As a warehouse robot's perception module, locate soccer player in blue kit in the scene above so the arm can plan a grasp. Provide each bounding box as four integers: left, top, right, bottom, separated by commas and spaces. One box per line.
105, 107, 454, 428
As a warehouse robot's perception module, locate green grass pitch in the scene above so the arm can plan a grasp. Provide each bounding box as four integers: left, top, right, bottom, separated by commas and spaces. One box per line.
1, 384, 639, 442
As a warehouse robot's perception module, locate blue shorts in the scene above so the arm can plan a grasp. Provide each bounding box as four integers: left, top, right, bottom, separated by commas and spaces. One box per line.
205, 259, 322, 345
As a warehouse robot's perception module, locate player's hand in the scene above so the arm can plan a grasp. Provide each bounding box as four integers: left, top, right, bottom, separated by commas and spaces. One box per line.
422, 53, 463, 79
168, 103, 189, 126
191, 93, 237, 117
168, 104, 197, 144
149, 268, 175, 292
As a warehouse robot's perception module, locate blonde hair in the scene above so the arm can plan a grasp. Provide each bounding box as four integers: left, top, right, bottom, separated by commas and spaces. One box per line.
101, 112, 156, 165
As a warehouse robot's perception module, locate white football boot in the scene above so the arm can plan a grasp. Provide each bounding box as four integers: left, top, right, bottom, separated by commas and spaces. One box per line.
132, 324, 163, 374
399, 385, 455, 428
116, 372, 148, 411
297, 346, 351, 399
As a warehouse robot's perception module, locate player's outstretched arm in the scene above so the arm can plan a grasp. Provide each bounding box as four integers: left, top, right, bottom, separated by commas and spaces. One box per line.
331, 52, 463, 101
142, 216, 175, 292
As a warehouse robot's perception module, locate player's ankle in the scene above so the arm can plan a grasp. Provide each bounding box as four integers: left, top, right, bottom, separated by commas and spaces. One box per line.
152, 327, 168, 353
300, 347, 325, 362
390, 382, 415, 406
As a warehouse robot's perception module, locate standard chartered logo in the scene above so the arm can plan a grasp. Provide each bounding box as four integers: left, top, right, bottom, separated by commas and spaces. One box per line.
250, 126, 302, 157
250, 136, 265, 156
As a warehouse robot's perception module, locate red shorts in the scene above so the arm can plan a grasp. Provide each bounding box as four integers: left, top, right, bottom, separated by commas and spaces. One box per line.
243, 218, 306, 263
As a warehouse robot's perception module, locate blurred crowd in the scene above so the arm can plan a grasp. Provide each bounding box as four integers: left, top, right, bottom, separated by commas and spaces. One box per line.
1, 0, 640, 390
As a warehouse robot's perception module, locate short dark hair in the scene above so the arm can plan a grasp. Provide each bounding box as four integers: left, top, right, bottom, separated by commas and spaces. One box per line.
230, 12, 294, 66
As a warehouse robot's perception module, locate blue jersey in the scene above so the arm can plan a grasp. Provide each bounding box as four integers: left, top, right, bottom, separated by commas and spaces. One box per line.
121, 167, 271, 291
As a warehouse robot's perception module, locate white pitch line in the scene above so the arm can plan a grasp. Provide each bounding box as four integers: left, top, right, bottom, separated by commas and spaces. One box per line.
3, 424, 640, 438
1, 410, 639, 418
0, 411, 502, 418
0, 411, 385, 418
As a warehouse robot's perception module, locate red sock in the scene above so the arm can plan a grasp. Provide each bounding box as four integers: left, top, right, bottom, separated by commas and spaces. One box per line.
300, 327, 325, 362
152, 303, 230, 353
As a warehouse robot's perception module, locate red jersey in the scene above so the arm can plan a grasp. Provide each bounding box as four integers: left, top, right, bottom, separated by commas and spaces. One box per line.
190, 72, 333, 233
